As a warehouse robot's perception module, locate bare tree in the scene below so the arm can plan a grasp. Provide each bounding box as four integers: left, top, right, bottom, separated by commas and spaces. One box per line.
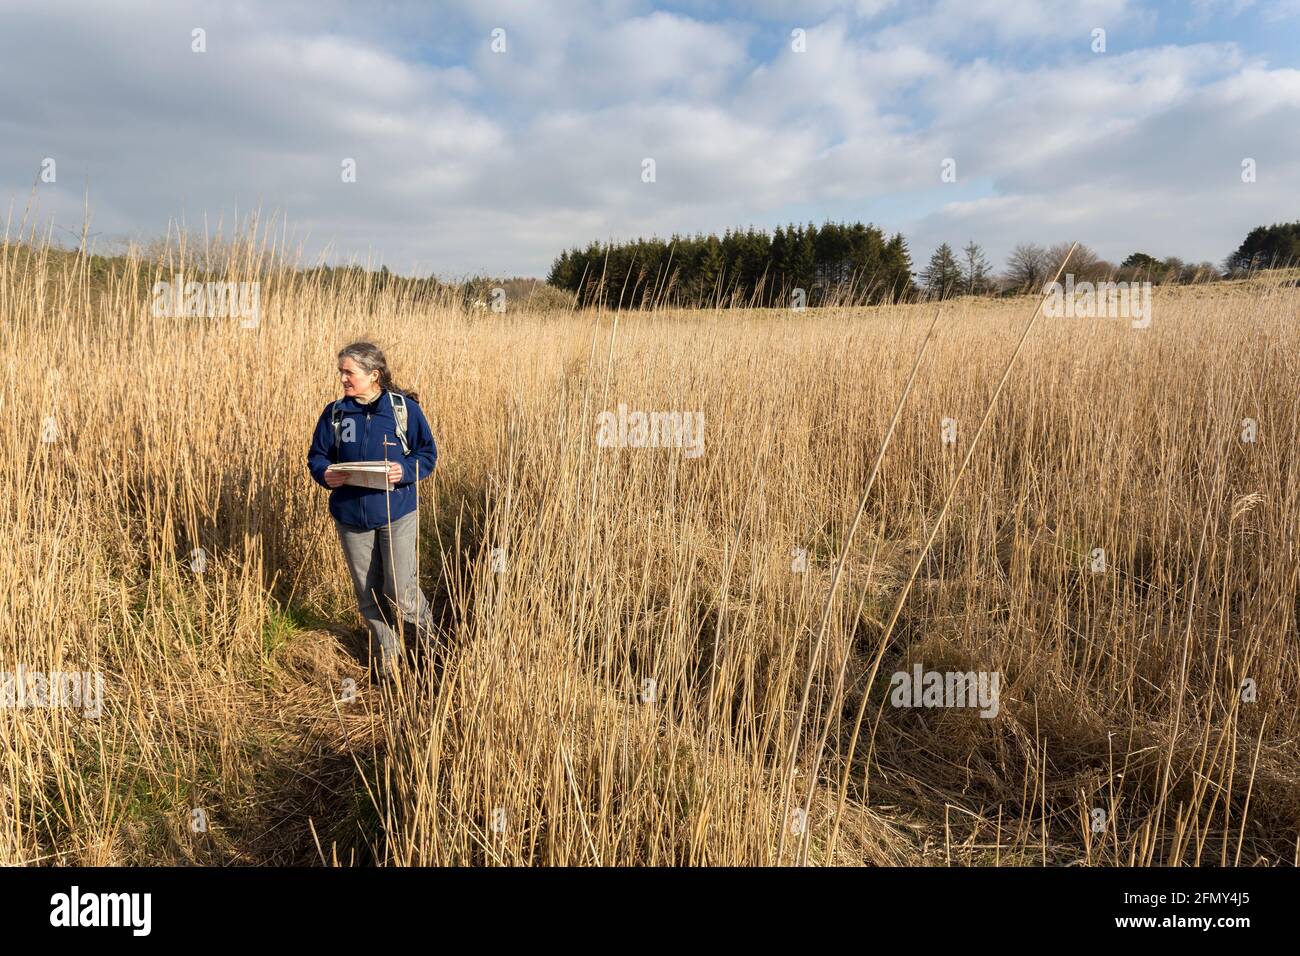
1046, 241, 1107, 282
1004, 243, 1049, 293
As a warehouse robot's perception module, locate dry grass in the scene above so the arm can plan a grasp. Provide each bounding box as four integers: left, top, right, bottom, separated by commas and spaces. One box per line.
1, 232, 1297, 866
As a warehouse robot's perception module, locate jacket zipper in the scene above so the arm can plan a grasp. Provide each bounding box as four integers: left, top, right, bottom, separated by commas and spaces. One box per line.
363, 410, 374, 525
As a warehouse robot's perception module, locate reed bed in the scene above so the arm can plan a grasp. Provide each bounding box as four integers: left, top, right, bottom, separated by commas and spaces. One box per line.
1, 230, 1296, 866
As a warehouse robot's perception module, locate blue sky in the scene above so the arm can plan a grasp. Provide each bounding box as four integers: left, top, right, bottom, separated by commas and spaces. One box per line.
2, 0, 1297, 277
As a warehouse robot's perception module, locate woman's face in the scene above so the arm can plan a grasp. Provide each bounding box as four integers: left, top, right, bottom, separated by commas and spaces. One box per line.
338, 357, 379, 398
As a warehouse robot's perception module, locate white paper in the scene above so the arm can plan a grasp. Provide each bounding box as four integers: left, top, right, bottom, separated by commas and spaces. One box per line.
326, 461, 394, 490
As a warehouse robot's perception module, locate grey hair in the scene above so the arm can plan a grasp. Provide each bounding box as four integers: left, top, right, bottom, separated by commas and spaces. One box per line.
337, 341, 419, 403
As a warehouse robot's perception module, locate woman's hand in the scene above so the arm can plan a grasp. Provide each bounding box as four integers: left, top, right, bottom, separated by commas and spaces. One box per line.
386, 462, 404, 485
323, 469, 347, 489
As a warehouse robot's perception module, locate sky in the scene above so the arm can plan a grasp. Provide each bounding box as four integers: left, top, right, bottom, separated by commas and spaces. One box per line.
1, 0, 1297, 278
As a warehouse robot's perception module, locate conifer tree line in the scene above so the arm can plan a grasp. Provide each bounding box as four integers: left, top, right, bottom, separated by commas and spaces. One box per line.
1225, 222, 1300, 272
546, 222, 915, 309
547, 219, 1300, 309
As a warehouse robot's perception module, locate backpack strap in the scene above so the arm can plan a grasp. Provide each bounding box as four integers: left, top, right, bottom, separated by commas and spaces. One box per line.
389, 391, 411, 456
330, 400, 344, 457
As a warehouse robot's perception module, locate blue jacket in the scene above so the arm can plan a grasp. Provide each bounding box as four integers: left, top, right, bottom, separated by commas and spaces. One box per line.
307, 390, 437, 529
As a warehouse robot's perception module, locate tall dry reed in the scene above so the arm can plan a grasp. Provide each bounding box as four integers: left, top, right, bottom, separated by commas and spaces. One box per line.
1, 224, 1295, 865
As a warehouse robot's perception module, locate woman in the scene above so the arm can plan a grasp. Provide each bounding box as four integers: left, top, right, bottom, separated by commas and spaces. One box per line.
308, 342, 438, 681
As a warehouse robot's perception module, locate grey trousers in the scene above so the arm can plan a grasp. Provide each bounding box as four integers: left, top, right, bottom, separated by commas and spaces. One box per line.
334, 509, 434, 677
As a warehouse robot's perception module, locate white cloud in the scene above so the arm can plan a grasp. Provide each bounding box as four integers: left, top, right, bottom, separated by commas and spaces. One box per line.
0, 0, 1296, 276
